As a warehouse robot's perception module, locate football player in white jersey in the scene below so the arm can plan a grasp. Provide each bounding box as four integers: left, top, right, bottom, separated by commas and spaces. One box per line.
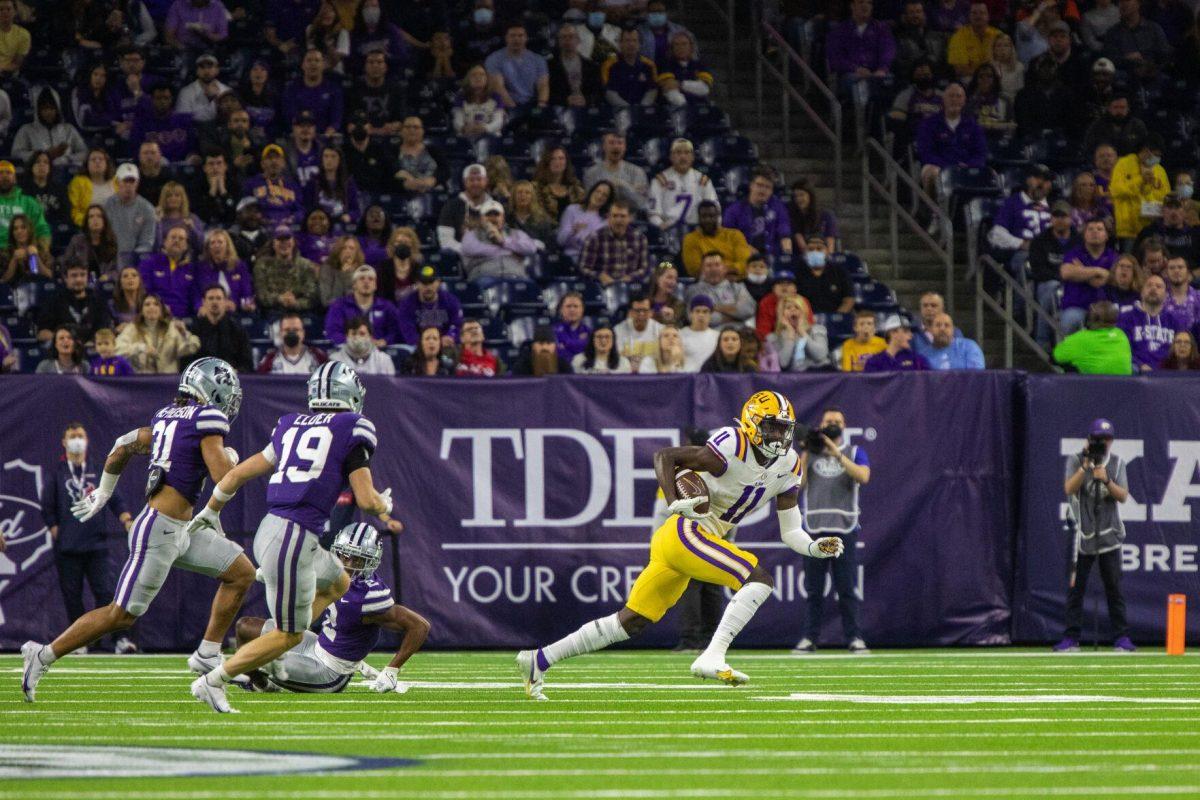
648, 138, 719, 230
517, 391, 844, 700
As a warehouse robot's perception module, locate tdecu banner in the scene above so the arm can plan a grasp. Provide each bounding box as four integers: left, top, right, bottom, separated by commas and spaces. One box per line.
0, 373, 1196, 650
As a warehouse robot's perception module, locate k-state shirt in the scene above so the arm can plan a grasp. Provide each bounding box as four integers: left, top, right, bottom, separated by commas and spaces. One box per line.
1117, 305, 1187, 370
264, 411, 378, 534
149, 402, 230, 504
317, 573, 394, 669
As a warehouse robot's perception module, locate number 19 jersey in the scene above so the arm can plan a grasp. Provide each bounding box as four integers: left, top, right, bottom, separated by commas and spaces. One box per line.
697, 426, 802, 538
264, 411, 378, 534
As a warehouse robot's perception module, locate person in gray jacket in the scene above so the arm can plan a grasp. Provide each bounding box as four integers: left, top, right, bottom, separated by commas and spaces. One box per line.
682, 251, 755, 327
1056, 418, 1134, 653
11, 89, 87, 169
103, 164, 157, 268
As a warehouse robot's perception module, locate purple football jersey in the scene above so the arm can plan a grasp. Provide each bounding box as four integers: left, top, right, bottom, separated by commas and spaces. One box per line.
265, 411, 378, 534
149, 403, 229, 504
289, 143, 323, 189
317, 574, 394, 663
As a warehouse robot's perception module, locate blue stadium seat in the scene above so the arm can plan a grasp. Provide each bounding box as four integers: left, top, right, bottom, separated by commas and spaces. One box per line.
507, 315, 552, 346
0, 284, 13, 311
819, 313, 855, 345
452, 280, 488, 313
854, 281, 898, 311
2, 314, 32, 339
425, 251, 462, 280
673, 104, 732, 139
18, 341, 44, 373
620, 106, 675, 141
540, 252, 575, 278
829, 252, 868, 279
236, 314, 271, 340
480, 316, 509, 347
698, 135, 759, 167
484, 280, 545, 315
560, 106, 615, 137
986, 137, 1031, 170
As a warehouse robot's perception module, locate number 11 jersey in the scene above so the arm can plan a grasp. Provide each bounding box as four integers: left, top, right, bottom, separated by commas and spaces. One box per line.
264, 411, 378, 534
697, 426, 802, 539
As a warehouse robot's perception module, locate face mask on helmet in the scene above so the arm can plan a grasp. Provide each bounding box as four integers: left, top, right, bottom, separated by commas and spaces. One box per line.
756, 416, 795, 456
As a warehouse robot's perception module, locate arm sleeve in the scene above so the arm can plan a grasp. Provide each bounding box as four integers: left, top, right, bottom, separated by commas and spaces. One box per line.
341, 442, 372, 478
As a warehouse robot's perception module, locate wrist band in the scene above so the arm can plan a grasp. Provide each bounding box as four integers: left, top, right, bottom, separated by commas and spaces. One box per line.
213, 486, 235, 503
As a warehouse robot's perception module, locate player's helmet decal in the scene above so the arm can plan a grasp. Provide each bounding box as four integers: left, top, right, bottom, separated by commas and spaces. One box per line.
308, 362, 366, 413
179, 357, 243, 421
332, 522, 383, 577
739, 390, 796, 458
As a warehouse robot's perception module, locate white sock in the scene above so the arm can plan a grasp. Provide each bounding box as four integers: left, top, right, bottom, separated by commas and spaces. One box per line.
538, 613, 630, 671
197, 639, 221, 658
39, 645, 58, 665
702, 582, 773, 661
205, 666, 232, 686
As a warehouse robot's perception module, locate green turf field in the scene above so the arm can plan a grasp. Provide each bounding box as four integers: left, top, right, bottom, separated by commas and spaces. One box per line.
4, 649, 1200, 799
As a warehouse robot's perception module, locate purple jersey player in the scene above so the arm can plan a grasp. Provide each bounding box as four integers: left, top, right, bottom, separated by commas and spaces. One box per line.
233, 523, 430, 694
21, 359, 257, 704
187, 361, 396, 713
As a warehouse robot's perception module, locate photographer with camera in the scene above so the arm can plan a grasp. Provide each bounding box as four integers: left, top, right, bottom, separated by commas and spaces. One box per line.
793, 407, 871, 654
1056, 418, 1135, 653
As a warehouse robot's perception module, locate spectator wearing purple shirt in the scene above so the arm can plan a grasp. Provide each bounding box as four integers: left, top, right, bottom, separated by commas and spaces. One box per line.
242, 144, 305, 226
485, 22, 550, 108
0, 320, 14, 372
863, 316, 931, 371
826, 0, 896, 109
323, 264, 402, 345
552, 291, 591, 362
1060, 218, 1119, 334
915, 82, 988, 197
164, 0, 229, 51
1118, 274, 1188, 372
282, 49, 345, 136
1164, 255, 1200, 330
108, 47, 152, 135
193, 229, 255, 312
987, 164, 1053, 278
131, 85, 196, 163
722, 169, 793, 258
395, 266, 464, 347
349, 0, 411, 70
137, 227, 197, 318
602, 27, 658, 108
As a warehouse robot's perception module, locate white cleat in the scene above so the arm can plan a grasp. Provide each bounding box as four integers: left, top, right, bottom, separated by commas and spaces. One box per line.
515, 649, 548, 701
21, 641, 50, 702
114, 637, 139, 655
188, 650, 249, 687
191, 675, 238, 713
690, 652, 749, 686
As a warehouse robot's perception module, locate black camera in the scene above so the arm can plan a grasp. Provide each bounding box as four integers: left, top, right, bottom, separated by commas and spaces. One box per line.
1084, 436, 1108, 463
804, 424, 842, 454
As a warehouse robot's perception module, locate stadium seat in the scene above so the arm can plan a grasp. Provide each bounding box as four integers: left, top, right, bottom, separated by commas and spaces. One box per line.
0, 284, 13, 311
819, 313, 855, 345
698, 135, 759, 167
507, 315, 552, 346
452, 281, 489, 314
560, 106, 615, 137
830, 252, 868, 279
855, 281, 898, 311
673, 104, 732, 139
426, 251, 462, 280
480, 316, 509, 347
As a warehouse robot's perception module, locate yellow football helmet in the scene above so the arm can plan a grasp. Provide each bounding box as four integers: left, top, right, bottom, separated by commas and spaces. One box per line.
739, 390, 797, 458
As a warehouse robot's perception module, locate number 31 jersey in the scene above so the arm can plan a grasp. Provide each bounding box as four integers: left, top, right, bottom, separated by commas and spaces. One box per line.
264, 411, 378, 534
149, 403, 230, 504
696, 426, 802, 539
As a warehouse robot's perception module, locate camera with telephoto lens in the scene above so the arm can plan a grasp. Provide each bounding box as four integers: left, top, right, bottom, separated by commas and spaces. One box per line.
1084, 436, 1108, 464
805, 424, 842, 454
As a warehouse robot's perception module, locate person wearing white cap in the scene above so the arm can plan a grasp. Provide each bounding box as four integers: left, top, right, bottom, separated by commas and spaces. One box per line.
461, 201, 540, 280
103, 163, 157, 268
648, 138, 718, 230
437, 164, 493, 253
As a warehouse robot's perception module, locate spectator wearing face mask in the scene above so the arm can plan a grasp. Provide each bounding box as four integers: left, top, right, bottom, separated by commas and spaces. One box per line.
41, 422, 134, 653
1110, 133, 1170, 242
794, 236, 854, 314
257, 312, 329, 374
330, 316, 396, 375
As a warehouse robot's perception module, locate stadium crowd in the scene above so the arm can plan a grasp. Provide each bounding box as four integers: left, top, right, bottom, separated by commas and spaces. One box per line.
2, 0, 1191, 378
769, 0, 1200, 373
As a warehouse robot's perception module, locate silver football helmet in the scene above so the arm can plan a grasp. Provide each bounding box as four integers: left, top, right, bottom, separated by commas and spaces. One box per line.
332, 522, 383, 577
179, 357, 243, 420
308, 361, 366, 413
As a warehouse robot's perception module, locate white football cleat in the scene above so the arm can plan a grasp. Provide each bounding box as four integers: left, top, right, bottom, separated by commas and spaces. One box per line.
188, 650, 249, 687
21, 641, 51, 702
191, 675, 238, 713
515, 649, 548, 701
690, 652, 749, 686
114, 637, 139, 655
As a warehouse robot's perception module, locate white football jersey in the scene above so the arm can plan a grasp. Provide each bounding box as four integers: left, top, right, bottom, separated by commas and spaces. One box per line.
649, 167, 719, 227
695, 425, 802, 539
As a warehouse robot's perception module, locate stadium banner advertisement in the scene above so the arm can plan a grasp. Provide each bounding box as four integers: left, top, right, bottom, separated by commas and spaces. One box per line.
1014, 374, 1200, 641
0, 373, 1016, 650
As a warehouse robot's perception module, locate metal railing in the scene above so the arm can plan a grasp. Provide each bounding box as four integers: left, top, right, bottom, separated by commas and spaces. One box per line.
753, 21, 844, 207
860, 138, 956, 313
974, 255, 1064, 371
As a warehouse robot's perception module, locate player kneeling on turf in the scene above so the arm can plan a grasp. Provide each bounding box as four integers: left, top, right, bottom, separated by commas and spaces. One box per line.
517, 391, 844, 699
236, 523, 430, 694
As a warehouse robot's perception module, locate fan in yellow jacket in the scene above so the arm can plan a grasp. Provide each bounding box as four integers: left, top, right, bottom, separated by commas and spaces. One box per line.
1109, 138, 1170, 240
66, 150, 117, 227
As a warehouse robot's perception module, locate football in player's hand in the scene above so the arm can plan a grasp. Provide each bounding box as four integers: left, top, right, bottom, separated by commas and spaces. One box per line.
674, 470, 710, 515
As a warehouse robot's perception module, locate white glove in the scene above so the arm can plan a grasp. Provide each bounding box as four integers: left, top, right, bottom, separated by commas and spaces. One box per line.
667, 495, 706, 521
378, 488, 393, 516
71, 489, 112, 522
185, 505, 224, 538
358, 661, 380, 680
224, 447, 240, 467
807, 536, 845, 559
371, 666, 398, 693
